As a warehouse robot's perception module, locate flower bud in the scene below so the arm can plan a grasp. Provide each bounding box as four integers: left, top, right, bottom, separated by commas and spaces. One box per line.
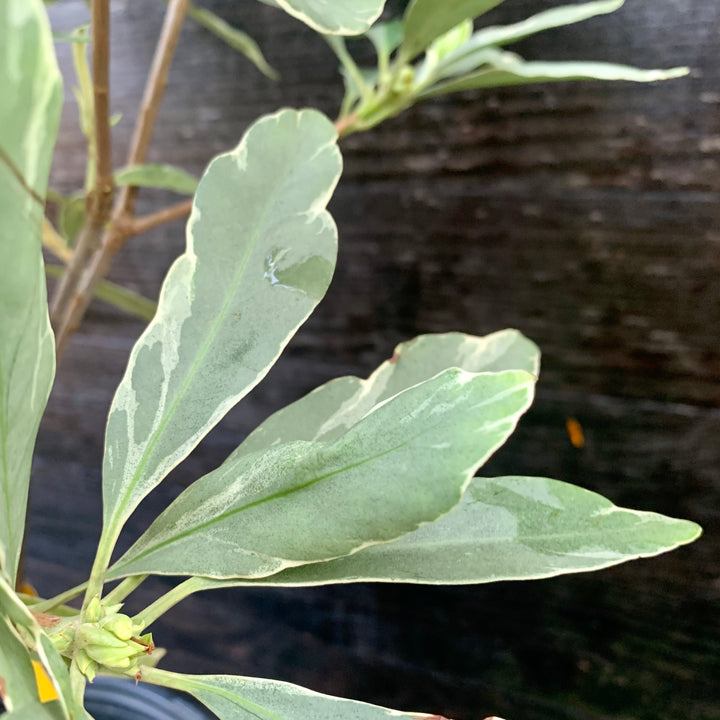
85, 644, 134, 669
100, 613, 134, 641
77, 623, 128, 649
85, 597, 103, 623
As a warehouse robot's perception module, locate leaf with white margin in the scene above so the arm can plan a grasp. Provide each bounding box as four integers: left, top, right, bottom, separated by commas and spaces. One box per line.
231, 475, 702, 586
0, 0, 61, 584
101, 109, 341, 534
107, 368, 535, 580
274, 0, 386, 35
432, 0, 626, 82
401, 0, 507, 61
421, 49, 688, 98
144, 667, 453, 719
238, 329, 538, 456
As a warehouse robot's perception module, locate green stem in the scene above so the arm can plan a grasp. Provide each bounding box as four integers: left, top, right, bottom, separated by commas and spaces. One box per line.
325, 35, 371, 101
30, 581, 88, 613
104, 575, 148, 605
141, 666, 194, 692
69, 657, 87, 708
132, 577, 204, 627
82, 521, 121, 612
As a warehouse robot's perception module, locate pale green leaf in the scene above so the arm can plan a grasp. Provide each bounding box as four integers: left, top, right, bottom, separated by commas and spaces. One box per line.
83, 278, 157, 322
0, 619, 39, 714
414, 19, 474, 89
365, 18, 403, 62
102, 109, 341, 534
239, 329, 538, 455
107, 368, 535, 580
274, 0, 386, 35
241, 476, 702, 586
144, 667, 457, 719
422, 50, 689, 98
0, 0, 62, 584
436, 0, 625, 81
114, 163, 199, 196
401, 0, 506, 61
2, 700, 67, 720
0, 573, 84, 720
187, 4, 278, 80
45, 265, 157, 322
57, 193, 85, 244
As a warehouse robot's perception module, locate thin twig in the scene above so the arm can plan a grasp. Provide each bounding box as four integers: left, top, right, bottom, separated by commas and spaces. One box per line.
117, 0, 191, 220
50, 0, 115, 328
54, 0, 190, 359
92, 0, 114, 201
125, 198, 192, 238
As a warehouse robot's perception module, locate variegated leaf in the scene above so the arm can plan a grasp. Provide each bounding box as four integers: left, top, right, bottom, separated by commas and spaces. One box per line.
102, 109, 341, 536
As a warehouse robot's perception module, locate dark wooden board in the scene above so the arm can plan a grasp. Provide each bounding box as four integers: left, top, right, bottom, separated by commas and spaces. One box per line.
28, 1, 720, 718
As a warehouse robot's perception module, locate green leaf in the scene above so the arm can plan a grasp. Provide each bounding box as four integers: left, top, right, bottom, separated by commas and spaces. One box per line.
56, 192, 85, 245
186, 4, 279, 80
0, 0, 62, 584
114, 163, 199, 196
274, 0, 386, 35
2, 700, 67, 720
144, 667, 457, 719
45, 265, 157, 322
239, 329, 538, 455
101, 109, 341, 535
0, 573, 86, 720
436, 0, 626, 81
401, 0, 507, 61
422, 49, 689, 98
0, 619, 39, 714
414, 19, 473, 88
107, 368, 535, 580
365, 18, 404, 63
240, 476, 702, 586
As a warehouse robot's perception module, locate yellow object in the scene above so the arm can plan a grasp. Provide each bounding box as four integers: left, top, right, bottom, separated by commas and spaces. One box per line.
42, 217, 72, 263
565, 417, 585, 449
31, 660, 59, 703
18, 581, 38, 596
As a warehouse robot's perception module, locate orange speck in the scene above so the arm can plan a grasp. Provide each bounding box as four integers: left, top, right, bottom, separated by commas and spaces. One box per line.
566, 417, 585, 448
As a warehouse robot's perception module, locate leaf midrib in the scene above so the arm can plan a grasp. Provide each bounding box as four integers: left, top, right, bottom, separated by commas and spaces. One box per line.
114, 379, 532, 570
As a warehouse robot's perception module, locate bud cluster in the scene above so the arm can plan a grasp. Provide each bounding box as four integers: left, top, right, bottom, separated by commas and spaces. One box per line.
49, 596, 154, 682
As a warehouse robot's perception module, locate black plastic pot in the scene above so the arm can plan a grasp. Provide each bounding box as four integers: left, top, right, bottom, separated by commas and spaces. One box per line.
84, 676, 210, 720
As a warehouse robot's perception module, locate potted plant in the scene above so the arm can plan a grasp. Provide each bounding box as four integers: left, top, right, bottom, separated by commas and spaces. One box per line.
0, 1, 701, 718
